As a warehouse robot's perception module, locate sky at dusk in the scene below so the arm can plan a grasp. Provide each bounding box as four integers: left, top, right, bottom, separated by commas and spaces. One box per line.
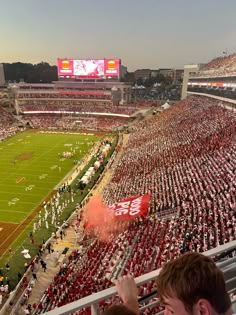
1, 0, 236, 71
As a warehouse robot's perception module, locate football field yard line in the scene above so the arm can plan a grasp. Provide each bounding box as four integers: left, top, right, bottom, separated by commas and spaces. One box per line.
0, 209, 29, 214
0, 131, 101, 226
0, 199, 42, 204
0, 218, 34, 249
0, 184, 57, 191
0, 191, 49, 197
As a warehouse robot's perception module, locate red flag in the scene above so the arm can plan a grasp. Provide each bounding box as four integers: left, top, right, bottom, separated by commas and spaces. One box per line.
84, 194, 151, 231
110, 194, 151, 221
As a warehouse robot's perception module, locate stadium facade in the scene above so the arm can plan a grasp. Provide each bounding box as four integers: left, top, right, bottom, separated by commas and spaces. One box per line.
7, 58, 136, 132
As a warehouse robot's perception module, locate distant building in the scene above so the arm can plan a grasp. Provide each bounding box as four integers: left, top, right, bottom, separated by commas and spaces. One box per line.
159, 68, 184, 83
135, 68, 184, 83
174, 69, 184, 82
150, 70, 159, 78
120, 65, 128, 80
158, 68, 173, 78
134, 69, 151, 81
0, 64, 5, 86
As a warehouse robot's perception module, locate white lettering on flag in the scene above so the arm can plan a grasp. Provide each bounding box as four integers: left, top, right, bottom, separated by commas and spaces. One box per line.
110, 194, 150, 220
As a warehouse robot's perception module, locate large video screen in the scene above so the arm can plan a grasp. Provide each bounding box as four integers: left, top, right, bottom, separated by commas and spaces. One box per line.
57, 58, 120, 79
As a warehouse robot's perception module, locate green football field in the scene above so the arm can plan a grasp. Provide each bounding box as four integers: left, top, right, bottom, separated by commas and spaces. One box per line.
0, 130, 101, 223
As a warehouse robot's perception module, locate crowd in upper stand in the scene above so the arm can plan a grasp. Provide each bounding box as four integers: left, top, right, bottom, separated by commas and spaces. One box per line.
29, 95, 235, 314
192, 53, 236, 77
17, 93, 112, 100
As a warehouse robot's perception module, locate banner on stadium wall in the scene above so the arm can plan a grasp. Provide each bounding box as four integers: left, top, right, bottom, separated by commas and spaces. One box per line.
110, 194, 151, 221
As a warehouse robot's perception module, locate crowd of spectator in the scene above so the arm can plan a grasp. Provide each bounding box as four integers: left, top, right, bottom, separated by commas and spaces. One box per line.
30, 95, 236, 314
0, 91, 8, 104
188, 86, 236, 102
192, 53, 236, 77
17, 92, 112, 100
24, 114, 131, 131
19, 98, 137, 132
19, 102, 136, 116
0, 107, 19, 140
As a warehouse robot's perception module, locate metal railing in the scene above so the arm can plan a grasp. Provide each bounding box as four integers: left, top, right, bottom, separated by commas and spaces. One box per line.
43, 240, 236, 315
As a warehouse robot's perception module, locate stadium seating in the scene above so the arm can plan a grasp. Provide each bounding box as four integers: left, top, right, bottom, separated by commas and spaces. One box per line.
0, 107, 19, 140
18, 95, 137, 131
32, 95, 236, 314
19, 102, 136, 115
23, 114, 131, 131
192, 53, 236, 77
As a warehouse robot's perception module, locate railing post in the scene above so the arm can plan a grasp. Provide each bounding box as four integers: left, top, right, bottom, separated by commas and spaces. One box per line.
91, 302, 99, 315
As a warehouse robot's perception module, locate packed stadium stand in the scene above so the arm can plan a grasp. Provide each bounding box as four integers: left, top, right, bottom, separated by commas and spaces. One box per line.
188, 53, 236, 101
7, 82, 141, 131
1, 56, 236, 315
191, 53, 236, 77
4, 94, 233, 315
0, 106, 19, 140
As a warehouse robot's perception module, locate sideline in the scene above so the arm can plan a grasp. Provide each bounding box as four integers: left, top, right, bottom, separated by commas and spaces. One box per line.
1, 136, 119, 314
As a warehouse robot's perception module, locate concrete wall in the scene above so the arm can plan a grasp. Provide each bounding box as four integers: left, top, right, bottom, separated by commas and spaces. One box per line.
181, 65, 199, 100
0, 64, 5, 85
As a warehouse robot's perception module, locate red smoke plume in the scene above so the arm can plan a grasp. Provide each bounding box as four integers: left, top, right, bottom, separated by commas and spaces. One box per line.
83, 194, 128, 242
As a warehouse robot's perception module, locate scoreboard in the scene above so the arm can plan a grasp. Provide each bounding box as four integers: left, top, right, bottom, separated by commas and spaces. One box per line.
57, 58, 120, 80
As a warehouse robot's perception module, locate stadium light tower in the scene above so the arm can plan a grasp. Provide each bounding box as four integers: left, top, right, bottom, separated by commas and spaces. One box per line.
181, 64, 199, 100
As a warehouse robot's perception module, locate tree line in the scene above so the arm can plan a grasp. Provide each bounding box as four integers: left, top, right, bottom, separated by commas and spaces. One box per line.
2, 61, 174, 87
2, 62, 58, 83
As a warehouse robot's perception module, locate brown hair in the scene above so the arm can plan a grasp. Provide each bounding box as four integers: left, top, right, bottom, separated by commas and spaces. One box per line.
102, 304, 137, 315
156, 252, 231, 314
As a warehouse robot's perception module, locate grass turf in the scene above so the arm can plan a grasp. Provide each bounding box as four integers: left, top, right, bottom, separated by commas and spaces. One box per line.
0, 130, 106, 289
0, 130, 101, 224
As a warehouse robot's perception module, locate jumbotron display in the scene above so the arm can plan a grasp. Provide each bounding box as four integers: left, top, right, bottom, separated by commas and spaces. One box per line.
57, 58, 120, 79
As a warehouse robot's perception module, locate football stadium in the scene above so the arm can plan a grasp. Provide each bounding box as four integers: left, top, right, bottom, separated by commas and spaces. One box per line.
0, 55, 236, 315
